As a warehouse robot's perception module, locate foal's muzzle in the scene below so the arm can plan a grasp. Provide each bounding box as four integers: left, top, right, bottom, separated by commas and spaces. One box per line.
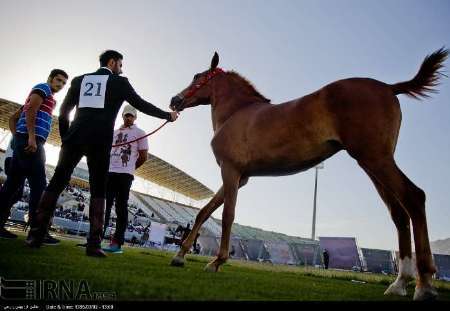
170, 94, 184, 112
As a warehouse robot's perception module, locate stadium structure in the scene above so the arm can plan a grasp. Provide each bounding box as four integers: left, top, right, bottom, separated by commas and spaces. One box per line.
1, 98, 449, 281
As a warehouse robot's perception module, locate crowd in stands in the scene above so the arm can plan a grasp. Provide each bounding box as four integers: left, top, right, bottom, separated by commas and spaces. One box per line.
54, 206, 88, 222
2, 168, 195, 252
1, 180, 159, 238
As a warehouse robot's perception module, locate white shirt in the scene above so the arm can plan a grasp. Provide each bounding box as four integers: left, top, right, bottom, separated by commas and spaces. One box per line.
109, 125, 148, 175
100, 67, 113, 74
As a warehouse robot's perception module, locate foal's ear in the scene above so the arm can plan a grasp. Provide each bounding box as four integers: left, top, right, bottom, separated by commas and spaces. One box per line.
210, 52, 219, 69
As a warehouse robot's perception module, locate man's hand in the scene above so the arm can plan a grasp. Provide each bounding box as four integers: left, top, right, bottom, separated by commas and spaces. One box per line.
135, 149, 148, 170
25, 136, 37, 153
9, 106, 23, 134
169, 111, 179, 122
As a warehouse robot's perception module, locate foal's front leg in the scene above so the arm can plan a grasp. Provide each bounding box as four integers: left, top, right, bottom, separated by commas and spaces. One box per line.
171, 186, 224, 267
204, 165, 240, 272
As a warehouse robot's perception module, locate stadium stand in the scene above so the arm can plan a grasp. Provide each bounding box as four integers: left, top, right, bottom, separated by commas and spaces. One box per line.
137, 194, 177, 223
361, 248, 396, 274
229, 238, 248, 260
197, 236, 220, 257
319, 237, 363, 271
264, 241, 297, 265
128, 191, 162, 222
290, 241, 322, 266
434, 253, 450, 281
241, 239, 271, 262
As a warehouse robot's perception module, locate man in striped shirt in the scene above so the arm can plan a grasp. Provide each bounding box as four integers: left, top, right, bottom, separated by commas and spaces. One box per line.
0, 69, 68, 241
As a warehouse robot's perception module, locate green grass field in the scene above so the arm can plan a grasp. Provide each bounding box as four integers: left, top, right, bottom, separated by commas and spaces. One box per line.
1, 232, 450, 301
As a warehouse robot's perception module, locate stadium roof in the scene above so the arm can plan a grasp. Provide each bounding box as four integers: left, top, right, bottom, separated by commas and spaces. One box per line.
0, 98, 214, 200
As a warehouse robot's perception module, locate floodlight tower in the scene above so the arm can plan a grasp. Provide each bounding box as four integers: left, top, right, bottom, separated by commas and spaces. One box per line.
311, 162, 324, 240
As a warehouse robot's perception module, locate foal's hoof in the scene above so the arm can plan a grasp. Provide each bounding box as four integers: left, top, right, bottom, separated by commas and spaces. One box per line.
204, 262, 219, 273
413, 286, 438, 301
384, 282, 407, 296
170, 256, 185, 267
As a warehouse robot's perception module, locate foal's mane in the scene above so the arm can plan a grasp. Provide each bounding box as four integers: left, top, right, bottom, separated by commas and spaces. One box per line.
227, 71, 271, 103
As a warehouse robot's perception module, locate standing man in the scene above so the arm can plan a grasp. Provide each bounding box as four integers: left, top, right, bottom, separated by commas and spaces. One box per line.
180, 223, 191, 245
27, 50, 178, 257
0, 70, 68, 242
323, 249, 330, 270
102, 105, 149, 253
193, 232, 200, 253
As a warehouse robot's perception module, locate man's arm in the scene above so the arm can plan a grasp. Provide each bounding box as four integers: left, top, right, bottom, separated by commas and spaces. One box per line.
59, 79, 78, 139
122, 78, 178, 121
8, 107, 23, 135
135, 149, 148, 170
24, 94, 44, 153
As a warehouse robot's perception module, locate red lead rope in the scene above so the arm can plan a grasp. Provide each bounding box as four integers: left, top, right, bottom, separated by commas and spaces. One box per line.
111, 120, 170, 147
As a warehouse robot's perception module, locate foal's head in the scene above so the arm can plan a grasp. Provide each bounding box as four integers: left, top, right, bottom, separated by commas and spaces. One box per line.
170, 52, 224, 112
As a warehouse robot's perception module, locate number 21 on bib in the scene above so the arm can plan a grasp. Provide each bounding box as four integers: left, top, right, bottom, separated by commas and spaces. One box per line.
79, 75, 109, 108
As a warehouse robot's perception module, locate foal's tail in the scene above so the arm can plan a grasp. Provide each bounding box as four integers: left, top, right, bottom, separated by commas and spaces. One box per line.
390, 47, 448, 99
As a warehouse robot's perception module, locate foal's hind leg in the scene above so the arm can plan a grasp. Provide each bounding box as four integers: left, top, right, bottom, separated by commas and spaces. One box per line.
363, 172, 415, 296
359, 158, 437, 300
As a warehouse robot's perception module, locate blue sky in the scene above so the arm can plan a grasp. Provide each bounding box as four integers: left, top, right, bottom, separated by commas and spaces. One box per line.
0, 0, 449, 250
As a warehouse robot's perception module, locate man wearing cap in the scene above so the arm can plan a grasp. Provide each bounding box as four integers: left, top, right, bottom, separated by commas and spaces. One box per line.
102, 105, 148, 253
27, 50, 178, 257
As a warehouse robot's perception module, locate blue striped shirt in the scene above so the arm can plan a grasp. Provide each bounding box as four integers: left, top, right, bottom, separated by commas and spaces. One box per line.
16, 83, 56, 140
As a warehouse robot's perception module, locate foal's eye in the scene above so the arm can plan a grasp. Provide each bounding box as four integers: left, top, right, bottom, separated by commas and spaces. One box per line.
193, 73, 201, 80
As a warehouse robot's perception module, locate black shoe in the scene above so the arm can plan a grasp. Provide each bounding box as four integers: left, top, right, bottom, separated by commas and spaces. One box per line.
42, 234, 60, 246
0, 228, 18, 239
86, 245, 107, 258
25, 233, 42, 248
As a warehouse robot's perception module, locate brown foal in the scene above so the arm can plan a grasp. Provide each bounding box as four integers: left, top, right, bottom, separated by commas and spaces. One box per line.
169, 49, 448, 300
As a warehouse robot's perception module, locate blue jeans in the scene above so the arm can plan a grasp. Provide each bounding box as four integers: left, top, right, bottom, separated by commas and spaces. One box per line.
0, 134, 46, 227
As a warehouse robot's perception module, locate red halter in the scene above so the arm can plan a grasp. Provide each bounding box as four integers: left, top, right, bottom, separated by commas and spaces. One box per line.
184, 68, 225, 99
112, 69, 225, 148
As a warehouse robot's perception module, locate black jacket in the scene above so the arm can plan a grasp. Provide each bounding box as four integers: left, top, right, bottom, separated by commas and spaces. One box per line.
59, 68, 172, 145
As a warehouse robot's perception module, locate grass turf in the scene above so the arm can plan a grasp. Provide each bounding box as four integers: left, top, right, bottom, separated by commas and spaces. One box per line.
1, 233, 449, 301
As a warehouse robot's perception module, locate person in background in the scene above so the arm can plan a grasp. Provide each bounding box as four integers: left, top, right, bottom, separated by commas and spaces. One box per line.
323, 249, 330, 269
0, 70, 68, 243
192, 232, 200, 253
103, 105, 149, 254
180, 223, 191, 245
229, 245, 236, 258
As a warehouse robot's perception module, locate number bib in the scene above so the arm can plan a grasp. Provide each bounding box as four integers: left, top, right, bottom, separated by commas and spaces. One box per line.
79, 75, 109, 109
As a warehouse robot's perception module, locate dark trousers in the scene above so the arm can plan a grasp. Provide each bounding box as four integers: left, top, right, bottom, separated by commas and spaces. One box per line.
0, 134, 45, 227
104, 172, 133, 245
39, 142, 111, 246
2, 157, 26, 213
47, 143, 111, 198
